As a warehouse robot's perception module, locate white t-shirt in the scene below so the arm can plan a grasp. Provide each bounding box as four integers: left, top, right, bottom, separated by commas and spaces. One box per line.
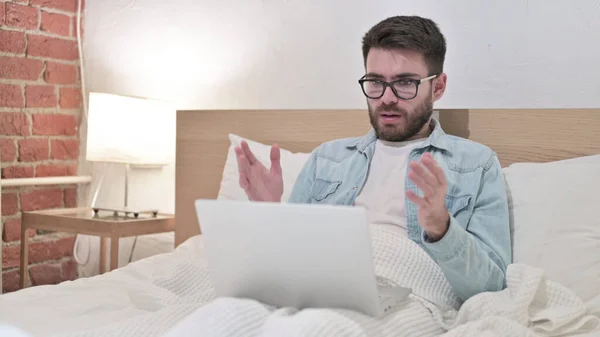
354, 138, 425, 236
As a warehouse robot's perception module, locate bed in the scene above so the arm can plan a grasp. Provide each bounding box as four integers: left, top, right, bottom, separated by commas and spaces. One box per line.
0, 108, 599, 337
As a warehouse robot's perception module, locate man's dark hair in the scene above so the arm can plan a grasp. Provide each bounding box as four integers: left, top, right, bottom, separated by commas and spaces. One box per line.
362, 16, 447, 75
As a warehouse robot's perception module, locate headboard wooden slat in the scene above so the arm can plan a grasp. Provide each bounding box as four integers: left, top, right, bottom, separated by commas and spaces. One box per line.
176, 108, 600, 246
440, 109, 600, 166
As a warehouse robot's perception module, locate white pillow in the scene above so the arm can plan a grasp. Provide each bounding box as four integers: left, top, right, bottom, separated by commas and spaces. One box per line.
503, 159, 600, 313
217, 134, 311, 202
507, 153, 600, 167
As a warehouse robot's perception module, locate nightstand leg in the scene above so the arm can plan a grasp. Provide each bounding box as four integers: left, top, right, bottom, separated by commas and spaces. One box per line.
20, 225, 30, 289
99, 237, 107, 274
110, 236, 119, 271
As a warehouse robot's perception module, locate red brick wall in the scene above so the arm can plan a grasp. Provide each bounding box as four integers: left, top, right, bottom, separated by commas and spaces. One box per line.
1, 0, 83, 293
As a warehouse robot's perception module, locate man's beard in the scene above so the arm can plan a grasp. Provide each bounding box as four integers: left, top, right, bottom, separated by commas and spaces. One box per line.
368, 94, 433, 142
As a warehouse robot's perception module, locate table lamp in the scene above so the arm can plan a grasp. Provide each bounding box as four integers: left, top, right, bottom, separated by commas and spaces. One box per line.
86, 92, 176, 218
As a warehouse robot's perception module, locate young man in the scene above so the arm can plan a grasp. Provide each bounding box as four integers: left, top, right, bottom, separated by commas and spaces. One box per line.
235, 16, 511, 303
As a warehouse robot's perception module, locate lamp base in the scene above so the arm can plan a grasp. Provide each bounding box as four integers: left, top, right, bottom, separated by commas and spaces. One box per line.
92, 207, 159, 220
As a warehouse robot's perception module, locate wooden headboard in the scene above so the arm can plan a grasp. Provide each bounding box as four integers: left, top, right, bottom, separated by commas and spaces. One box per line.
175, 108, 600, 246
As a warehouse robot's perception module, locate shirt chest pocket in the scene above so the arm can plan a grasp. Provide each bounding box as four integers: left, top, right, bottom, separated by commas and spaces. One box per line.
445, 194, 473, 228
309, 178, 342, 202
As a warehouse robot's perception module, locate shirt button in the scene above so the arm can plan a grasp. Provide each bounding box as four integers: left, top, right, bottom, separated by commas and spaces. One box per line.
353, 186, 358, 190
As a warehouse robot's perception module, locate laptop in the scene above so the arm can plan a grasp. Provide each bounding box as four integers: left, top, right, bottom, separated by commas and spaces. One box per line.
194, 199, 412, 317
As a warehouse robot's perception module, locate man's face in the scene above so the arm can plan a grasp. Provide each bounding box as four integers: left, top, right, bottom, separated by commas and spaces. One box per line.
364, 48, 446, 142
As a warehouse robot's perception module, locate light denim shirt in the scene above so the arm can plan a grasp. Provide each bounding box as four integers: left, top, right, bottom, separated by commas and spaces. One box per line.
288, 119, 512, 303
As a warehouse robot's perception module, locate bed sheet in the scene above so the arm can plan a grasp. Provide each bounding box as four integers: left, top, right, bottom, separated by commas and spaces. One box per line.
0, 235, 205, 336
0, 226, 598, 337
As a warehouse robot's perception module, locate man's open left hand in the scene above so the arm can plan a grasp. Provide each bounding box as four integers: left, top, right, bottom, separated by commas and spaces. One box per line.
406, 152, 450, 242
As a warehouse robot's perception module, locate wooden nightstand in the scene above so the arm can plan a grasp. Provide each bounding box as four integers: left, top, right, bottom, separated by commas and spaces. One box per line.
20, 207, 175, 289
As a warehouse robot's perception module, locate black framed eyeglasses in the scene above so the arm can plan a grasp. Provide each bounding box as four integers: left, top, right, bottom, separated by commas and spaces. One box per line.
358, 74, 438, 100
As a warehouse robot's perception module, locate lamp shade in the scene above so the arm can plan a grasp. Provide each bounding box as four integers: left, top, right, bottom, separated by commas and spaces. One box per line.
86, 92, 176, 165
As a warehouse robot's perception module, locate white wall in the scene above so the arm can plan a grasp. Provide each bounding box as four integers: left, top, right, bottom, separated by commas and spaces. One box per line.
83, 0, 600, 111
76, 0, 600, 273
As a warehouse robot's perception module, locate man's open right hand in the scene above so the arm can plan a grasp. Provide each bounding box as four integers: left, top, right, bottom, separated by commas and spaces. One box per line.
235, 140, 284, 202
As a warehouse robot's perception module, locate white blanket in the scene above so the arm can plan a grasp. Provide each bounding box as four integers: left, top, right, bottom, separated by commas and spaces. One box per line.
9, 225, 600, 337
